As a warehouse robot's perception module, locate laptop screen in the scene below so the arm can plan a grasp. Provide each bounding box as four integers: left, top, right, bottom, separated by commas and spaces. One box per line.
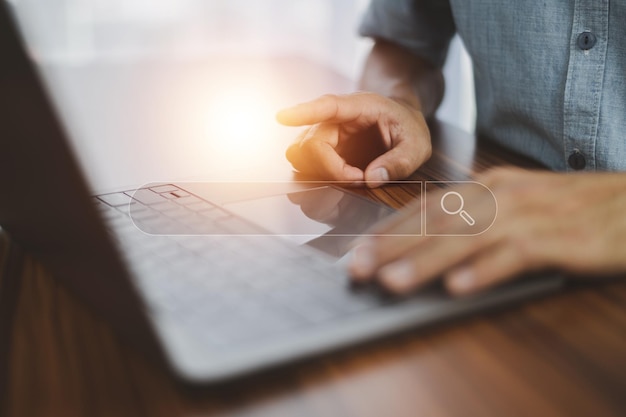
8, 1, 367, 191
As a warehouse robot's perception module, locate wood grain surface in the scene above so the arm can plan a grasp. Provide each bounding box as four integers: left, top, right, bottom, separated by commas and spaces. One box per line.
1, 120, 625, 417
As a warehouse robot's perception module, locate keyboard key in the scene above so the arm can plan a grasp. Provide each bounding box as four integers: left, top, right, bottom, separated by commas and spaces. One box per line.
171, 190, 190, 198
93, 199, 113, 212
97, 206, 122, 220
150, 184, 179, 194
135, 218, 182, 235
198, 208, 231, 222
117, 201, 146, 216
218, 217, 259, 234
174, 195, 205, 205
126, 189, 168, 205
151, 201, 185, 213
129, 209, 160, 221
98, 192, 132, 207
186, 201, 217, 212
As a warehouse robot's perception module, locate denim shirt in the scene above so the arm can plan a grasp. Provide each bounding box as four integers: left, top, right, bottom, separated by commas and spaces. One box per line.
360, 0, 626, 172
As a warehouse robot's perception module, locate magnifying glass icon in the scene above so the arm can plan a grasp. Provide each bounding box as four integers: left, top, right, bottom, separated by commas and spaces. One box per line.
440, 191, 475, 226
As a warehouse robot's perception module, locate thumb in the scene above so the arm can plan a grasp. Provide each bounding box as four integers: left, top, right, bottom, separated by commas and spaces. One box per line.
363, 140, 431, 188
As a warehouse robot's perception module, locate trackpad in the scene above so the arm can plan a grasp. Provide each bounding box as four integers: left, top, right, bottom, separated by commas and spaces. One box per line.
224, 186, 395, 259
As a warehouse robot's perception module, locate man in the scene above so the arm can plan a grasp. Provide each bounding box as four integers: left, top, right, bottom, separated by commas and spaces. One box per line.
276, 0, 626, 295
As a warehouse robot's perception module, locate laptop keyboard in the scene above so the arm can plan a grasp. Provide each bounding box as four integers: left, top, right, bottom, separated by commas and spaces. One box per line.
94, 185, 389, 350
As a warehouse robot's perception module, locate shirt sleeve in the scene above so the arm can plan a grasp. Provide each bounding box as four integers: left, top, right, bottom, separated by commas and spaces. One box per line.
359, 0, 456, 68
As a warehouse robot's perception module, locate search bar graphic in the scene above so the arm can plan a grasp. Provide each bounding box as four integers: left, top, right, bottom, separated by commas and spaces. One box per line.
425, 181, 497, 236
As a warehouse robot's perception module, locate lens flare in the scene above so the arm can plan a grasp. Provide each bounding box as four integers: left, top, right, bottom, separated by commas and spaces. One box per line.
204, 88, 275, 165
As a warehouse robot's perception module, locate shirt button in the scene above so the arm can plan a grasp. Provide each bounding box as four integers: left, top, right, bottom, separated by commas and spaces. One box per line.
568, 149, 586, 170
577, 31, 597, 50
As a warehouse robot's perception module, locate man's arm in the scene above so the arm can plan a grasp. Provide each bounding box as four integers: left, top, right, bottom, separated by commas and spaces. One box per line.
359, 39, 445, 119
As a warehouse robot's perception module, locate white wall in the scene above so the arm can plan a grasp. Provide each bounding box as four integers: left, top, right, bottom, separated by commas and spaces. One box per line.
14, 0, 475, 132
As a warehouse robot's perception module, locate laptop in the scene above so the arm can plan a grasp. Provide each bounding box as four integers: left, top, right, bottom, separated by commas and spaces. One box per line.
0, 3, 563, 383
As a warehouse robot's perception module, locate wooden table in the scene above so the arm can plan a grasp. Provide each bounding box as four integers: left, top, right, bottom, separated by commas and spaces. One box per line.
1, 121, 625, 417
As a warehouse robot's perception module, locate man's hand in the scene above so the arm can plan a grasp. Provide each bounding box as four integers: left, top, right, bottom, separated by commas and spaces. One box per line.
276, 92, 432, 188
349, 168, 626, 295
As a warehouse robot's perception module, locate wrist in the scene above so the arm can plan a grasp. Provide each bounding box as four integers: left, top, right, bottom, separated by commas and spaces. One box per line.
388, 95, 426, 124
389, 94, 422, 112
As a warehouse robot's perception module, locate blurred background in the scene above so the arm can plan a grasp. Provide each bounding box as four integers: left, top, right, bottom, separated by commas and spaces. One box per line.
8, 0, 475, 189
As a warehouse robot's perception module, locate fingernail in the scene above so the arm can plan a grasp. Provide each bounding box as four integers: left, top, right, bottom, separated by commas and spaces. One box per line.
448, 267, 475, 293
348, 242, 376, 278
369, 167, 389, 183
379, 260, 415, 290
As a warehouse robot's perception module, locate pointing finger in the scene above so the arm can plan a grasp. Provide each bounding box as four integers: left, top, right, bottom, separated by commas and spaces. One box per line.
277, 93, 380, 127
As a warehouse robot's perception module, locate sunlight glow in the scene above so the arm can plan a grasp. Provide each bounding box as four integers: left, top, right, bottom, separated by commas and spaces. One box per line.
204, 88, 277, 166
